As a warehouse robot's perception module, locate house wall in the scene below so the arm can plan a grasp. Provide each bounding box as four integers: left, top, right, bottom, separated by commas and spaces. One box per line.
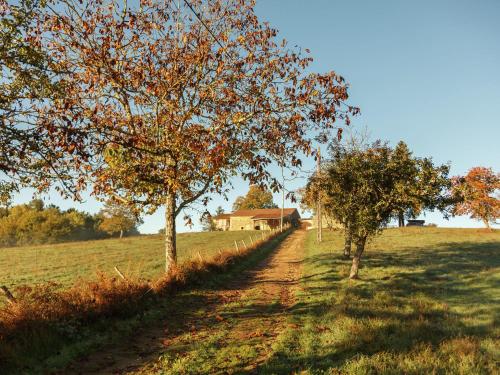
214, 219, 230, 231
229, 216, 254, 231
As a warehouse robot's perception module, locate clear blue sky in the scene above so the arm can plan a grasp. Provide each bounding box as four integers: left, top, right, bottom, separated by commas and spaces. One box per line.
13, 0, 500, 231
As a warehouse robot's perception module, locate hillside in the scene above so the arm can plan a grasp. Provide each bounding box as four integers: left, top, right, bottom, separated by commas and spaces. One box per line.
68, 227, 499, 374
0, 230, 262, 289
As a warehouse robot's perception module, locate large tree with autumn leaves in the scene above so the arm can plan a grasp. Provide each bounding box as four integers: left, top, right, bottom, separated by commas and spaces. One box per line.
37, 0, 357, 272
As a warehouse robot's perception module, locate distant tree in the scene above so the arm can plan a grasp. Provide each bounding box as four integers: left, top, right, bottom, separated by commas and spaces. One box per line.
390, 141, 452, 227
200, 212, 217, 232
38, 0, 357, 272
98, 200, 142, 238
452, 167, 499, 229
233, 185, 278, 211
0, 199, 104, 246
215, 206, 225, 216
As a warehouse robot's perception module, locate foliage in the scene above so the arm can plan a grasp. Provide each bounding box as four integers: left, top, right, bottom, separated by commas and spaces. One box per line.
36, 0, 358, 269
452, 167, 500, 229
390, 141, 452, 226
200, 206, 224, 231
98, 200, 142, 238
305, 140, 452, 278
0, 0, 79, 196
200, 212, 217, 232
232, 185, 277, 211
0, 199, 106, 247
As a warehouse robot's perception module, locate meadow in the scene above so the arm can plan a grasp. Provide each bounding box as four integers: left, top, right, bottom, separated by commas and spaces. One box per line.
262, 227, 500, 374
0, 230, 261, 289
133, 227, 500, 374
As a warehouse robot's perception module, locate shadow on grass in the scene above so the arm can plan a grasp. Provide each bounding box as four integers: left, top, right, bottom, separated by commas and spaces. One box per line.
255, 239, 500, 374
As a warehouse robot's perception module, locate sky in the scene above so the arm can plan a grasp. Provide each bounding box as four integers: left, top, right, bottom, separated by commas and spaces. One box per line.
12, 0, 500, 232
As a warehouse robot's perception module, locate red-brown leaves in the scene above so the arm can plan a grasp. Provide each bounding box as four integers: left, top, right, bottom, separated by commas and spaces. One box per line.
452, 167, 500, 228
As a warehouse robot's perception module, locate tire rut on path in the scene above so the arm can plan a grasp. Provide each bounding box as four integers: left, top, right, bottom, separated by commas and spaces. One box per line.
67, 229, 306, 374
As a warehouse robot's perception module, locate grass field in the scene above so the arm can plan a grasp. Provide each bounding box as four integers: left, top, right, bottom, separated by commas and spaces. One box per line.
262, 227, 500, 373
0, 230, 262, 288
132, 227, 500, 374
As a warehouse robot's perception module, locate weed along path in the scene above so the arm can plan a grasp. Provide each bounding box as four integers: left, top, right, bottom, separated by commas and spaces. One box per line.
67, 229, 306, 374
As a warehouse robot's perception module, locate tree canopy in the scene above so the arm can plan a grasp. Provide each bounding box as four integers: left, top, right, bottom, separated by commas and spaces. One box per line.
98, 200, 142, 238
34, 0, 357, 271
0, 0, 80, 197
233, 185, 277, 211
452, 167, 499, 229
304, 139, 451, 279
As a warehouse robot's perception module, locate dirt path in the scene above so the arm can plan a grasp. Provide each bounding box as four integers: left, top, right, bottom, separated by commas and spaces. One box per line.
66, 229, 306, 374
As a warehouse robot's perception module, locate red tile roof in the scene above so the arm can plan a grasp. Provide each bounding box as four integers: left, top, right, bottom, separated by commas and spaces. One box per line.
213, 213, 231, 220
231, 208, 298, 219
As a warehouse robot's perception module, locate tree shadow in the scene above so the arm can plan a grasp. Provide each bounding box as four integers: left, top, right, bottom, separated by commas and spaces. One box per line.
253, 239, 500, 374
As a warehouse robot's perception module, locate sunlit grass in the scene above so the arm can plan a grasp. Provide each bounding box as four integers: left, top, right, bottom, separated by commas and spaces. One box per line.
0, 230, 262, 288
263, 227, 500, 373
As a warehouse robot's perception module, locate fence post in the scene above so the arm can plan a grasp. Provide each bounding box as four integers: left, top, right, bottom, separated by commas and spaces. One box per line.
242, 239, 247, 249
249, 236, 254, 246
234, 240, 239, 253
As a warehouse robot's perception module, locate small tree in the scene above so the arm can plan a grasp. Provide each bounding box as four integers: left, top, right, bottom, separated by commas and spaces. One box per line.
452, 167, 499, 229
40, 0, 357, 272
98, 200, 142, 238
200, 212, 217, 232
309, 140, 451, 279
233, 185, 277, 211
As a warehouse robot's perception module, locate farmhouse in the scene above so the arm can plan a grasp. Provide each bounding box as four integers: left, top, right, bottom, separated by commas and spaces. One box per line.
213, 208, 300, 231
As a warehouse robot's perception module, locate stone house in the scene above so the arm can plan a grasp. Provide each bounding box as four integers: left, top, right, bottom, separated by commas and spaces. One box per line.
213, 208, 300, 231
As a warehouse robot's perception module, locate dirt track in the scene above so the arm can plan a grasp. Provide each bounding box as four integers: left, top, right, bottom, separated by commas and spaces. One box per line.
66, 229, 306, 374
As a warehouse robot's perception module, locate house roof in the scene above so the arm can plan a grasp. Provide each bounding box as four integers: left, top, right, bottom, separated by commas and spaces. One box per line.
213, 213, 231, 220
232, 208, 298, 219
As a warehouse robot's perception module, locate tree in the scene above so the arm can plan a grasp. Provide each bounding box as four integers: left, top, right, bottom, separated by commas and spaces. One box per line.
98, 200, 142, 238
0, 0, 81, 197
390, 141, 452, 227
39, 0, 357, 272
307, 140, 451, 279
233, 185, 277, 211
452, 167, 499, 229
200, 211, 217, 232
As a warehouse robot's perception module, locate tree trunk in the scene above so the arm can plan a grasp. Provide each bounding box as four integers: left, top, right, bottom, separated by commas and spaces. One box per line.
165, 191, 177, 273
483, 219, 491, 231
349, 236, 367, 279
398, 211, 405, 227
343, 224, 352, 258
119, 229, 123, 239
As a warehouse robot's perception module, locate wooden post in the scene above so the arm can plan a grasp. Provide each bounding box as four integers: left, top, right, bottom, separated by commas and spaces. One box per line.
234, 240, 239, 253
249, 236, 254, 246
242, 239, 247, 249
114, 266, 127, 281
1, 286, 16, 304
317, 147, 323, 243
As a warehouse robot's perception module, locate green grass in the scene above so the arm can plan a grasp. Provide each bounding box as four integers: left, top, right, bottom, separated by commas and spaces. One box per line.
21, 229, 293, 375
0, 230, 262, 288
262, 227, 500, 374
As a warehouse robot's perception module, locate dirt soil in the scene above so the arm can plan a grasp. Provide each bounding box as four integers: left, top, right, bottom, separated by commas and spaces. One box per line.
64, 229, 306, 374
